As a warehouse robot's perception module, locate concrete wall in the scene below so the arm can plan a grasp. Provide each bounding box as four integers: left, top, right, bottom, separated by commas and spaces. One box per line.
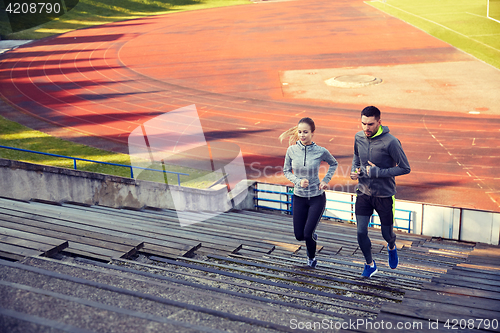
0, 159, 255, 212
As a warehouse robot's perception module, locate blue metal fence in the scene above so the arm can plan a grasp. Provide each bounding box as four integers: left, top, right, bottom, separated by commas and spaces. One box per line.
254, 184, 412, 233
253, 188, 293, 214
0, 145, 188, 186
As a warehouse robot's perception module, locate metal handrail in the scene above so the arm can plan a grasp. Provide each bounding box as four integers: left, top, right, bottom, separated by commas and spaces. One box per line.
0, 145, 189, 186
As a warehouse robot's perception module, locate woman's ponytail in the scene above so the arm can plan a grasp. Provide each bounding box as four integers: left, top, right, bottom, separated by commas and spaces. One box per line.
279, 126, 299, 146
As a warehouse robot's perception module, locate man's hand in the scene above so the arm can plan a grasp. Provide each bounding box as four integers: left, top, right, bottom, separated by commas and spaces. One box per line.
350, 168, 360, 180
366, 161, 376, 176
319, 181, 328, 190
300, 179, 309, 188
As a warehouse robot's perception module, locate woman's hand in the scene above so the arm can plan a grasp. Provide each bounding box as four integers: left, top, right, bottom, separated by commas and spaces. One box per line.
319, 181, 328, 190
300, 179, 309, 188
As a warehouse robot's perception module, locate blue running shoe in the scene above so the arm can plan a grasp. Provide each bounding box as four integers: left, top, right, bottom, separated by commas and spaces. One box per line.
388, 245, 398, 269
307, 257, 317, 268
362, 261, 378, 277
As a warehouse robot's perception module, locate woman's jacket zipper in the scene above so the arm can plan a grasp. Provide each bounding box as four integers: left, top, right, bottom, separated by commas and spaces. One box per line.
304, 146, 307, 166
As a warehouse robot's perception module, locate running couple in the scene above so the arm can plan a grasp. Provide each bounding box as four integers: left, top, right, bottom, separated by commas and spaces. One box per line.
281, 106, 411, 277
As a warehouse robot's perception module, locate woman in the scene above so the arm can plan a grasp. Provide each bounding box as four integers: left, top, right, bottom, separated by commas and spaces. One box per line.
280, 117, 338, 268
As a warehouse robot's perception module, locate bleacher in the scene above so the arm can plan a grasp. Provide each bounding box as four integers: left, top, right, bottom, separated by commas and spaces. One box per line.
1, 196, 499, 332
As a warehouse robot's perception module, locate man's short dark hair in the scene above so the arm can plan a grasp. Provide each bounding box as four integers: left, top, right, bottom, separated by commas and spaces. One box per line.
361, 106, 381, 120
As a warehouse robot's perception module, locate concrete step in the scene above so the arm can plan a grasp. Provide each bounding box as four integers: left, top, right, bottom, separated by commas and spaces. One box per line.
0, 256, 358, 332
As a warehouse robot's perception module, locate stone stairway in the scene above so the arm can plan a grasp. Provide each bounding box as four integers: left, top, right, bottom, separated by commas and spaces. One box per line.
0, 197, 498, 332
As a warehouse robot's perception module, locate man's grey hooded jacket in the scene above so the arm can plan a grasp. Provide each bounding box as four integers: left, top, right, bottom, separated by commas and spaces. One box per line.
351, 125, 410, 197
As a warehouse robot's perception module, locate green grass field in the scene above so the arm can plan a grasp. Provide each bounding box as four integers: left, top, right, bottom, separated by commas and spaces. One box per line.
489, 0, 500, 22
367, 0, 500, 69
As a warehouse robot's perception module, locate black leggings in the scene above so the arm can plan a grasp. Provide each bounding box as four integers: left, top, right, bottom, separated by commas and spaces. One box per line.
292, 193, 326, 259
356, 215, 396, 264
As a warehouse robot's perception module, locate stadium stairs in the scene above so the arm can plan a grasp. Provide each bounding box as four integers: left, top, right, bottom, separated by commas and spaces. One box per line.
0, 196, 499, 332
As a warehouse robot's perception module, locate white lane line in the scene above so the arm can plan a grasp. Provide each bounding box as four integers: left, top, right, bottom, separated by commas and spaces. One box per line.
422, 115, 499, 208
466, 12, 487, 19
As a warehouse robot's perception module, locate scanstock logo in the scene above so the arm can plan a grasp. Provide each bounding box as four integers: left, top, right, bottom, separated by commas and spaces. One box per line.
1, 0, 80, 34
128, 105, 248, 227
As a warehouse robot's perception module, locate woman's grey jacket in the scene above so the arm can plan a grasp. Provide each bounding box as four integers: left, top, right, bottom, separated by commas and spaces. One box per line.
284, 141, 338, 198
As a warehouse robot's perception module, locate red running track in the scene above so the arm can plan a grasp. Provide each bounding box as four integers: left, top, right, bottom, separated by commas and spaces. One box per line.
1, 0, 500, 211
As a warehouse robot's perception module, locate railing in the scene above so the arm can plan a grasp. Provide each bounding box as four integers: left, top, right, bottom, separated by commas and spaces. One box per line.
253, 188, 293, 214
0, 145, 188, 186
254, 184, 412, 233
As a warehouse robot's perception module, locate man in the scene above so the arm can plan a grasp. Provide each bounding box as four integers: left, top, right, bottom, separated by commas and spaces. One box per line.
350, 106, 411, 277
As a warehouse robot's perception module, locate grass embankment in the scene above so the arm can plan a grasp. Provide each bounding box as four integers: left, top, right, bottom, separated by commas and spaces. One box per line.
0, 0, 249, 187
3, 0, 249, 39
367, 0, 500, 70
0, 115, 223, 187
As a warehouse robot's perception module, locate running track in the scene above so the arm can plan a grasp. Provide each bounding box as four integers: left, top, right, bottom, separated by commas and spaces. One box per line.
1, 0, 500, 212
